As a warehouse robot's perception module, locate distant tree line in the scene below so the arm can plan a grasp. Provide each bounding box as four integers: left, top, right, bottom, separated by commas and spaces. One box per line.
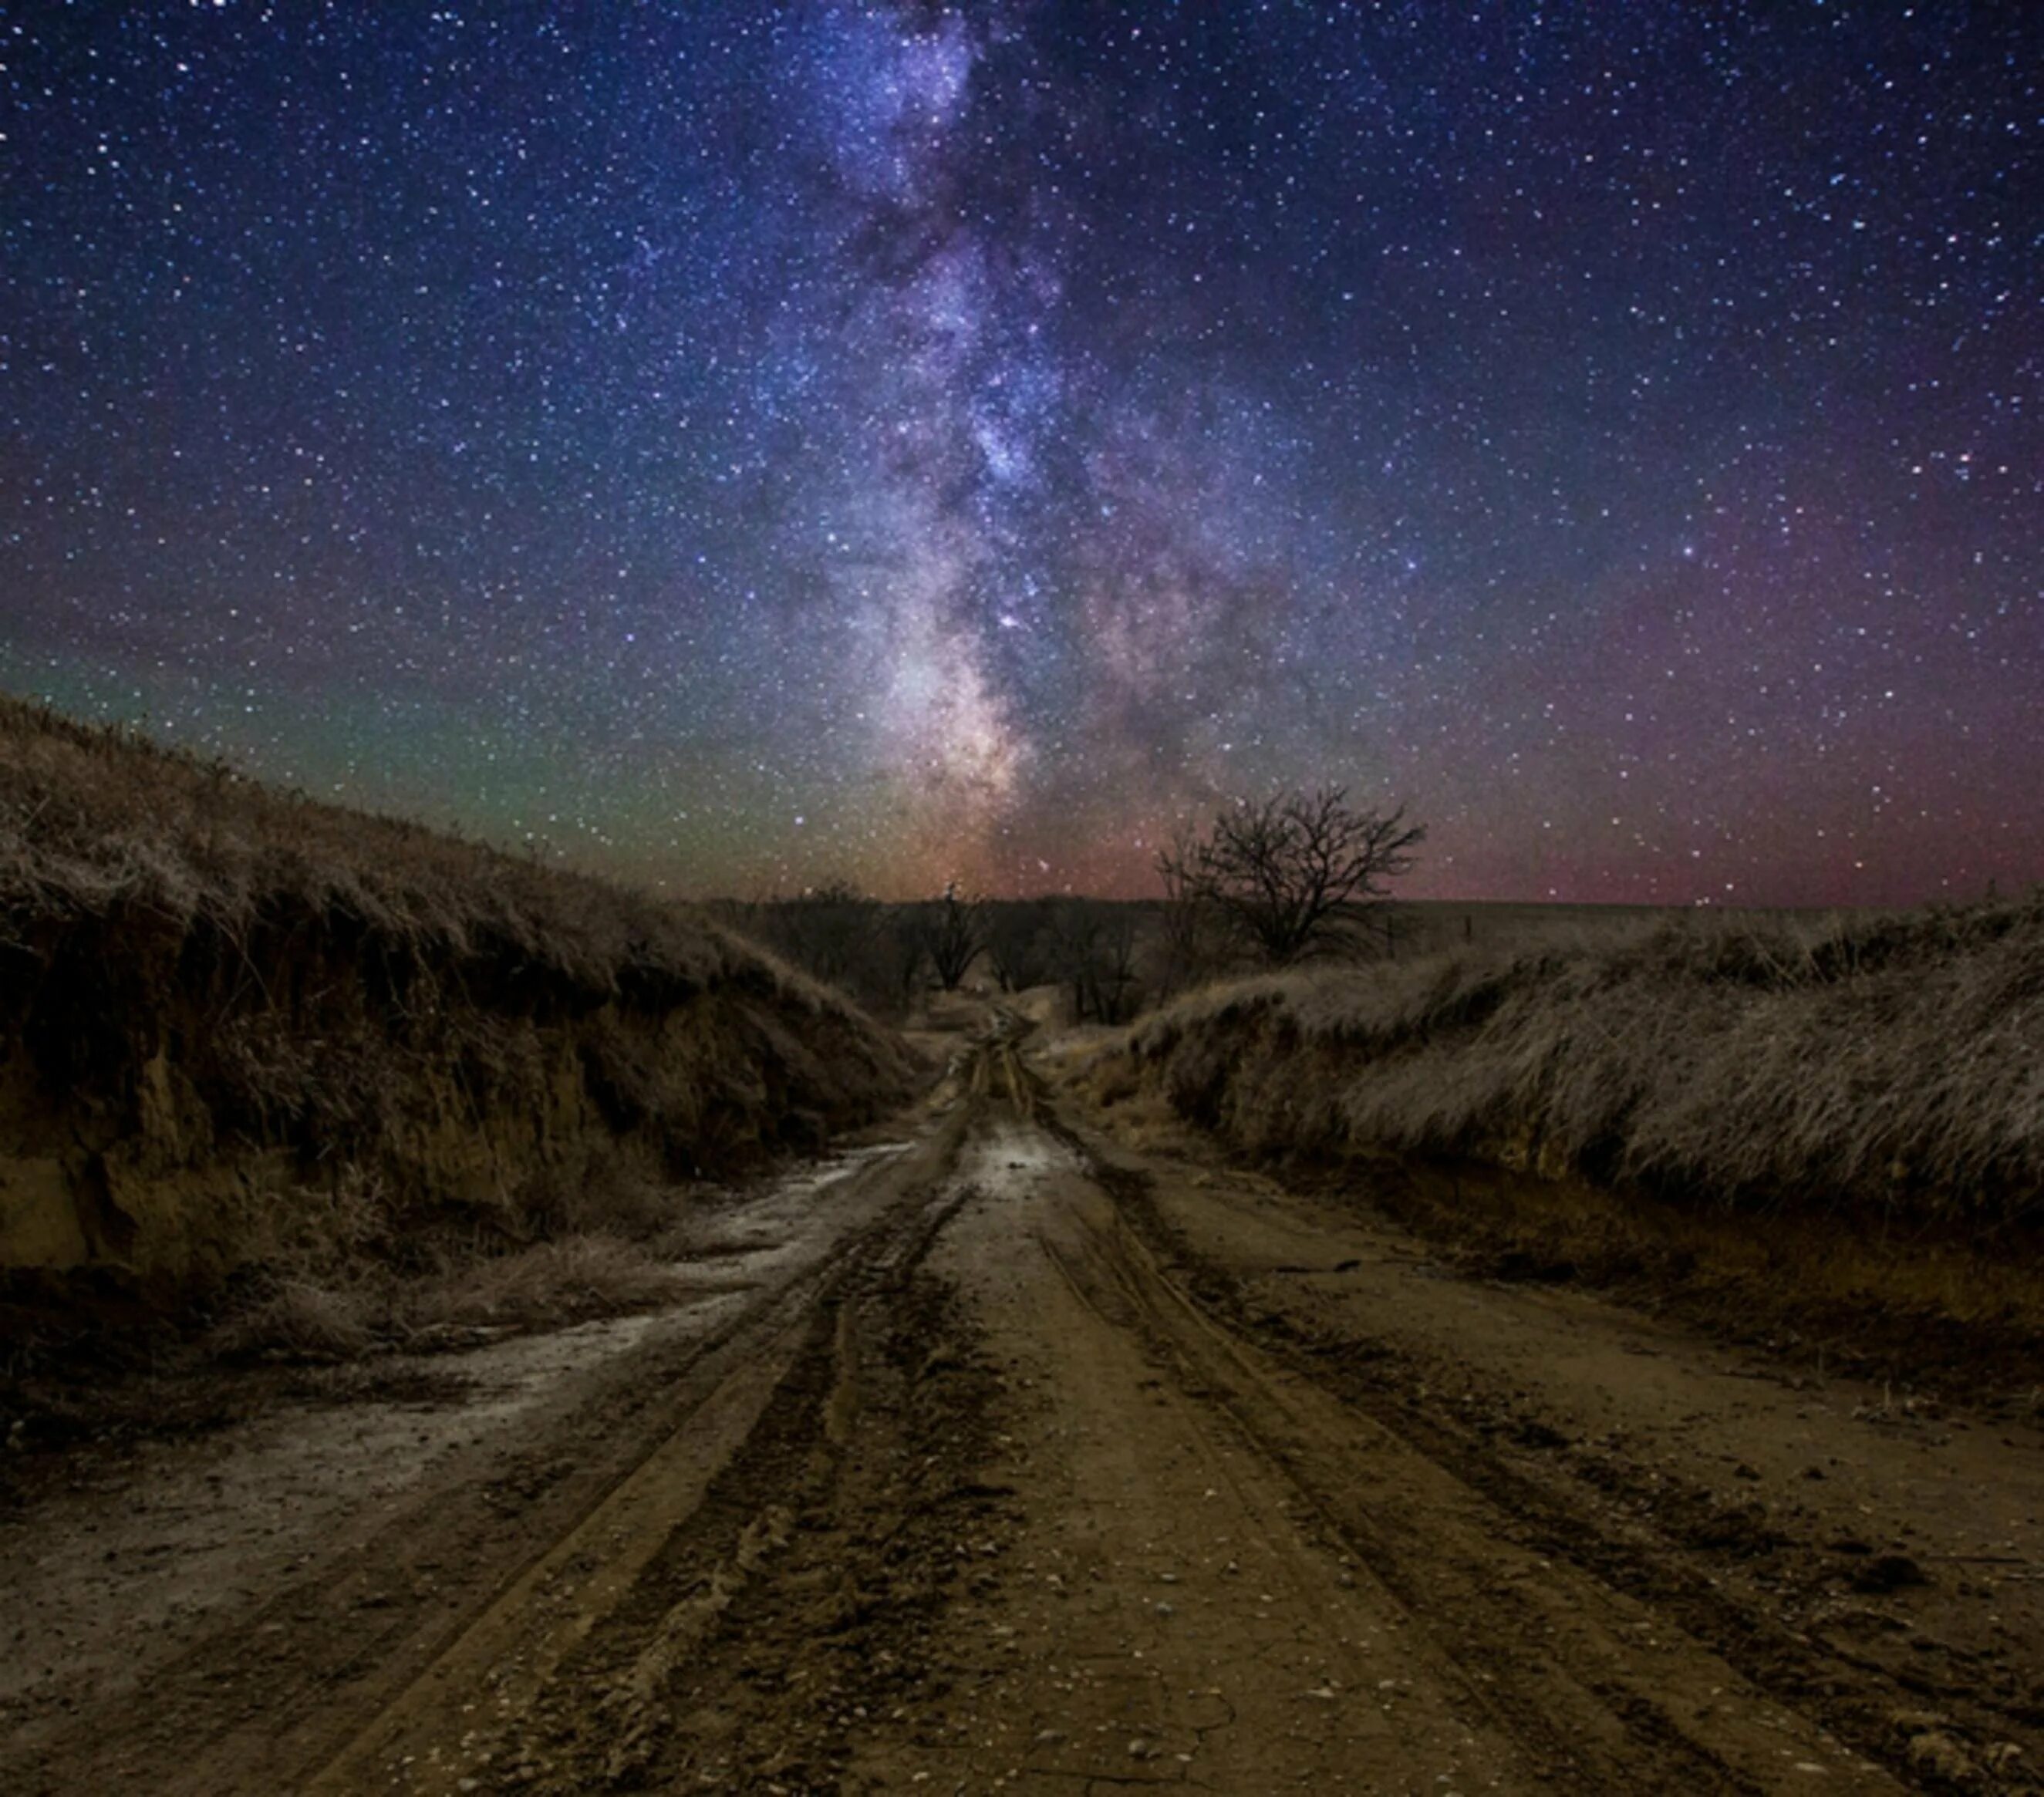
716, 884, 1146, 1024
717, 787, 1424, 1021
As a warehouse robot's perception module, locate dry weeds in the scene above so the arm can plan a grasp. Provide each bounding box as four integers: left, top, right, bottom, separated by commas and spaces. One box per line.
0, 694, 917, 1341
0, 696, 852, 1017
1128, 896, 2044, 1226
207, 1236, 690, 1364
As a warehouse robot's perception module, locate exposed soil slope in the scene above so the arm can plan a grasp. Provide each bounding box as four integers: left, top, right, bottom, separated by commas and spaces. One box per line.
0, 698, 915, 1321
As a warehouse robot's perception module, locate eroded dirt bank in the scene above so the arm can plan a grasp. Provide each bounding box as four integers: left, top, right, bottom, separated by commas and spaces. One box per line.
0, 695, 916, 1320
4, 1048, 2041, 1795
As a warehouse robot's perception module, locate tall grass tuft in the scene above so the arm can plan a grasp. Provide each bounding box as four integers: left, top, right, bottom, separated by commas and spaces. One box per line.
1127, 897, 2044, 1228
0, 693, 858, 1014
0, 692, 918, 1320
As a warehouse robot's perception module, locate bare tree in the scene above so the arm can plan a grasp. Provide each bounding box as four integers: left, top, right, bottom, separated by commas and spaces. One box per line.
1045, 898, 1142, 1024
1157, 787, 1425, 966
1152, 821, 1221, 996
1085, 904, 1142, 1024
875, 904, 930, 1011
922, 882, 985, 992
983, 897, 1057, 993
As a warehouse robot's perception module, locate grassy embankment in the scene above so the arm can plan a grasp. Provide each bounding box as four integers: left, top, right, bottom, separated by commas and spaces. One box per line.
1088, 898, 2044, 1387
0, 696, 916, 1374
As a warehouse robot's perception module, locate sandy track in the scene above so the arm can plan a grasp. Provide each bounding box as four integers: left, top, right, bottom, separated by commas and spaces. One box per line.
4, 1067, 2040, 1794
875, 1122, 1895, 1794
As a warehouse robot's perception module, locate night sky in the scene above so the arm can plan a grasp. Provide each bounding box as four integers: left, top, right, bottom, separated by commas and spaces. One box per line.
3, 4, 2038, 905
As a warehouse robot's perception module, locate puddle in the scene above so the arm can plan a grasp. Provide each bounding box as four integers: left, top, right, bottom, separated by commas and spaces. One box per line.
962, 1123, 1082, 1193
663, 1140, 910, 1287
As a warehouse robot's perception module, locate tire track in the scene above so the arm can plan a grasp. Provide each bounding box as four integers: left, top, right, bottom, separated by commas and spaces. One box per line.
1076, 1138, 2044, 1793
299, 1118, 990, 1796
1037, 1138, 1897, 1794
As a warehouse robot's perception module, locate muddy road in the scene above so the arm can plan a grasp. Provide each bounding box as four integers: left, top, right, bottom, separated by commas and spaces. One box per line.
5, 1050, 2042, 1794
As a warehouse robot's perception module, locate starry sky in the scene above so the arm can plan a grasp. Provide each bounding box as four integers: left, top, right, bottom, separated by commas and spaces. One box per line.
2, 4, 2038, 905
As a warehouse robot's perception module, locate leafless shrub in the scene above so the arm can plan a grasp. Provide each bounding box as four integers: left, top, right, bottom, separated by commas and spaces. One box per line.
915, 882, 984, 992
983, 897, 1058, 993
1046, 898, 1142, 1025
1152, 824, 1226, 996
871, 904, 932, 1013
1157, 787, 1425, 966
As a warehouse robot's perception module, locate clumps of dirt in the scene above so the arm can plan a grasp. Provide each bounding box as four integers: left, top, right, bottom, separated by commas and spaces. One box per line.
476, 1263, 1017, 1795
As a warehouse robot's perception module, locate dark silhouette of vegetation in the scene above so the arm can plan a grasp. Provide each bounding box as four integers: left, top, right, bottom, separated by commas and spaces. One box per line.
1154, 822, 1223, 996
921, 882, 984, 992
731, 885, 1162, 1024
762, 879, 877, 990
984, 895, 1058, 993
1047, 898, 1142, 1024
876, 903, 933, 1010
1158, 787, 1425, 966
712, 881, 943, 1017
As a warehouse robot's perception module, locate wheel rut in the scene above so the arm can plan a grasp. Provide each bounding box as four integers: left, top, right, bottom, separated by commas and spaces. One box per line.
303, 1127, 1004, 1796
12, 1047, 2025, 1794
1037, 1192, 1885, 1792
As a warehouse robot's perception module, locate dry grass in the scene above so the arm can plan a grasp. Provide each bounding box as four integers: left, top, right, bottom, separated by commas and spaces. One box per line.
0, 695, 853, 1017
208, 1278, 384, 1362
1086, 899, 2044, 1387
1125, 896, 2044, 1227
204, 1159, 699, 1362
0, 694, 919, 1338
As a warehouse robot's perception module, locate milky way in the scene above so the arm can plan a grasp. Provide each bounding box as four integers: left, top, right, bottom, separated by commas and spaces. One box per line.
2, 4, 2038, 904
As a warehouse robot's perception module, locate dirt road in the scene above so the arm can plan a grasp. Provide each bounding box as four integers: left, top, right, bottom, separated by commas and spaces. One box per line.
5, 1050, 2041, 1794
